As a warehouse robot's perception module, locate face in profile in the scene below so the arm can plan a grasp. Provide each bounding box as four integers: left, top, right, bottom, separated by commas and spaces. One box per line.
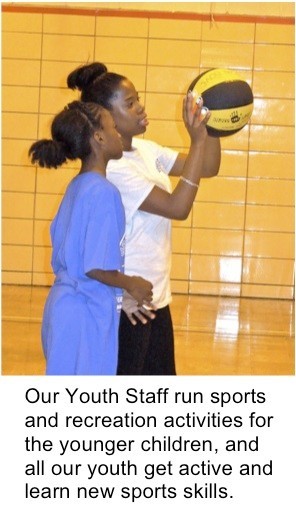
109, 79, 148, 139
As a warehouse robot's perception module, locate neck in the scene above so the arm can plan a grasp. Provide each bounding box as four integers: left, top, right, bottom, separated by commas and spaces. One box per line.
80, 156, 107, 176
122, 135, 133, 152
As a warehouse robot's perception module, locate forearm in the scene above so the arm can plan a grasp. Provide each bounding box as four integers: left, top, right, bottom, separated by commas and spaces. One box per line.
170, 141, 206, 219
86, 269, 132, 290
140, 93, 218, 221
170, 137, 221, 178
181, 140, 206, 184
86, 269, 153, 307
201, 136, 221, 177
140, 142, 206, 221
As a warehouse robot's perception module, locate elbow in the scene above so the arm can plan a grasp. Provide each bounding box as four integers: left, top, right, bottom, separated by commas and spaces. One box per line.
173, 207, 191, 221
204, 155, 222, 177
212, 157, 222, 176
203, 139, 221, 177
202, 162, 220, 178
176, 214, 189, 221
209, 165, 220, 177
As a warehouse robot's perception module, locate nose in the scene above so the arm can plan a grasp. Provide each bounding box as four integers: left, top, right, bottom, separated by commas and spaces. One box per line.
114, 124, 121, 137
136, 100, 144, 114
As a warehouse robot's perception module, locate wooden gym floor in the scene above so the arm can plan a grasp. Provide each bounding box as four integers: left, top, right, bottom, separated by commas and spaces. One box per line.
1, 285, 295, 376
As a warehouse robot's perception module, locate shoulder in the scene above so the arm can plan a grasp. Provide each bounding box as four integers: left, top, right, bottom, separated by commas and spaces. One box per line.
134, 138, 178, 175
76, 172, 121, 202
134, 138, 178, 164
133, 138, 162, 154
93, 176, 122, 202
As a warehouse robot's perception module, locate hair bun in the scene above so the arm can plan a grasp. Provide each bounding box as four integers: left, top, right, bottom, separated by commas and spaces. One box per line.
67, 62, 108, 91
29, 139, 68, 168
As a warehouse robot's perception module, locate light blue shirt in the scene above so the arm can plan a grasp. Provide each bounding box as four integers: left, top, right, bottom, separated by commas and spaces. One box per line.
42, 172, 125, 375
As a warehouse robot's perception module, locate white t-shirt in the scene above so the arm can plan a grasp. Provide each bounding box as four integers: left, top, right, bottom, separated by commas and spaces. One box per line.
107, 138, 178, 310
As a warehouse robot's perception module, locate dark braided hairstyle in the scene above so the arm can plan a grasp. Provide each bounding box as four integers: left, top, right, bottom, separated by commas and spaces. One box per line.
67, 62, 126, 110
29, 101, 104, 168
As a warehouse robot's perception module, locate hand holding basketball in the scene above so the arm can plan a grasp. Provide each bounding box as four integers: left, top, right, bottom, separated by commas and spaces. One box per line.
183, 91, 211, 144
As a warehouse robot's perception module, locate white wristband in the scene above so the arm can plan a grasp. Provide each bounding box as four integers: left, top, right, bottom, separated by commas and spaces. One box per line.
180, 176, 199, 188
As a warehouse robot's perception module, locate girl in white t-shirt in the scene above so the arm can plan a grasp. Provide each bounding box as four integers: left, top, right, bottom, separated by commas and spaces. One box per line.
67, 63, 221, 375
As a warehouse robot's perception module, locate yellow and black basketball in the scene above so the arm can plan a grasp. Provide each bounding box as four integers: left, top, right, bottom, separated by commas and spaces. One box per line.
188, 68, 253, 137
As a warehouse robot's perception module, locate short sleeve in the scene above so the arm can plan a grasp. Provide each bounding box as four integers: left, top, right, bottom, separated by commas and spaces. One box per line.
83, 189, 124, 274
157, 145, 179, 174
136, 139, 178, 175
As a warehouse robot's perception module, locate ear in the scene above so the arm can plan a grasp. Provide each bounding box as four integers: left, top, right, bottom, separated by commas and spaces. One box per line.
93, 130, 104, 144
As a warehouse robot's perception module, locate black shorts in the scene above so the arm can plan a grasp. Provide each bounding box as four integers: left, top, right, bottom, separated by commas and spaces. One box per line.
117, 305, 176, 375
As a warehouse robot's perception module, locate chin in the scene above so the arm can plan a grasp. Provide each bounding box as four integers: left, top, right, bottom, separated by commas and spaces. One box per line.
109, 150, 122, 161
135, 126, 146, 136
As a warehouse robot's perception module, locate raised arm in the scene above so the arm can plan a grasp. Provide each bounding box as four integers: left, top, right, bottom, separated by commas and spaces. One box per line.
140, 93, 217, 220
169, 135, 221, 178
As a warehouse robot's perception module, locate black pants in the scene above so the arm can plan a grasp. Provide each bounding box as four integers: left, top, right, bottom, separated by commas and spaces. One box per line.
117, 306, 176, 375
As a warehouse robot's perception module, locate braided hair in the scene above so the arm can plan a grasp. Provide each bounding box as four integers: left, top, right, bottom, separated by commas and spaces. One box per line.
29, 101, 103, 168
67, 62, 126, 110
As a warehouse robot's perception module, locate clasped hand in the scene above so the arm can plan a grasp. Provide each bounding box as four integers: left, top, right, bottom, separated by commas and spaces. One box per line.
122, 289, 157, 326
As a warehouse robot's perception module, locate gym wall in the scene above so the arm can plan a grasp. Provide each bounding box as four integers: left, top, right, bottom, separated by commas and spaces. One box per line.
2, 2, 295, 299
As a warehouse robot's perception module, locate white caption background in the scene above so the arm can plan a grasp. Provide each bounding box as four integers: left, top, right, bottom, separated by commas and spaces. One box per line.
0, 375, 295, 514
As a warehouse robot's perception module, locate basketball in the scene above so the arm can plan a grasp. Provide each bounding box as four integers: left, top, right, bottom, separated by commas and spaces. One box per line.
188, 68, 254, 137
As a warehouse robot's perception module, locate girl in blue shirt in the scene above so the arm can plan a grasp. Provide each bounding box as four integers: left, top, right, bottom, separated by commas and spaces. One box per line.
29, 101, 153, 375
